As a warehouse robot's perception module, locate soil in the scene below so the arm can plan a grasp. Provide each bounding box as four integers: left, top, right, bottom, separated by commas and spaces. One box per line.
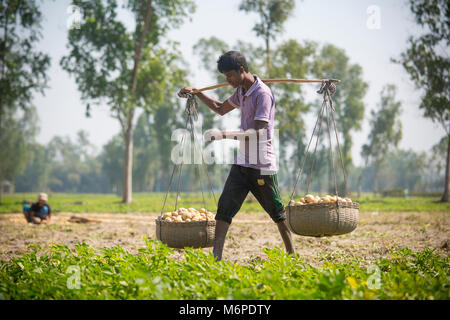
0, 210, 449, 268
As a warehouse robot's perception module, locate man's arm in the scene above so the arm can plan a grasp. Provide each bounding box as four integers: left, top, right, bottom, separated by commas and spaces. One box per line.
195, 91, 236, 116
178, 87, 235, 116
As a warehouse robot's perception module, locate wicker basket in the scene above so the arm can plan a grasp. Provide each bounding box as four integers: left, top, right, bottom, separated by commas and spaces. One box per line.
155, 217, 216, 248
286, 201, 359, 237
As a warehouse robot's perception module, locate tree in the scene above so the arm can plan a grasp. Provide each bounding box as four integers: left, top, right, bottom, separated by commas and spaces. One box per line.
100, 134, 124, 194
426, 136, 449, 191
393, 0, 450, 202
14, 141, 51, 193
0, 107, 39, 201
361, 84, 402, 193
61, 0, 194, 203
239, 0, 296, 76
0, 0, 50, 196
0, 0, 50, 133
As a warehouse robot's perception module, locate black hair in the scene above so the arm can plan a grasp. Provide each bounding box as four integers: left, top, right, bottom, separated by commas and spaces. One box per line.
217, 51, 249, 73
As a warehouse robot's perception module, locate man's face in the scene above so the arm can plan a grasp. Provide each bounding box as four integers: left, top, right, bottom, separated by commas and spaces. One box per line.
38, 199, 45, 206
223, 68, 244, 88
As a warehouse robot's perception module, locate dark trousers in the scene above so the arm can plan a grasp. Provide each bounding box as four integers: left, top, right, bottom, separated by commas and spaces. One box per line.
215, 165, 286, 224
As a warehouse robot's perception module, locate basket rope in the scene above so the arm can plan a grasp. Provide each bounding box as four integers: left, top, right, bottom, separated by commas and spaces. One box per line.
289, 79, 348, 200
160, 93, 217, 218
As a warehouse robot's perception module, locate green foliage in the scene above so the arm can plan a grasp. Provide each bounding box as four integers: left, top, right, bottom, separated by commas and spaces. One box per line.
0, 241, 448, 299
239, 0, 296, 41
0, 0, 50, 113
14, 130, 109, 194
271, 39, 315, 190
239, 0, 296, 73
60, 0, 195, 202
313, 44, 368, 170
393, 0, 449, 201
362, 84, 403, 164
0, 107, 39, 186
361, 84, 403, 192
393, 0, 449, 129
428, 135, 450, 189
0, 0, 50, 189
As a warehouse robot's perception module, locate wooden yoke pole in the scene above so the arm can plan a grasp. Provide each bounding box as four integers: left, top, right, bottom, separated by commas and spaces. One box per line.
191, 79, 341, 94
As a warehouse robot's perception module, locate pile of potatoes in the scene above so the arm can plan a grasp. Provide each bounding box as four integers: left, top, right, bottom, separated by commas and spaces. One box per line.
288, 194, 352, 206
161, 207, 215, 222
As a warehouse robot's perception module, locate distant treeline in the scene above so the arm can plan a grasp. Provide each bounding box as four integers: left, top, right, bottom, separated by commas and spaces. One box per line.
12, 114, 445, 196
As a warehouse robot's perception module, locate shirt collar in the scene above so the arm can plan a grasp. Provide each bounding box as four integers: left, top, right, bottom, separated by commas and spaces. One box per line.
240, 75, 260, 97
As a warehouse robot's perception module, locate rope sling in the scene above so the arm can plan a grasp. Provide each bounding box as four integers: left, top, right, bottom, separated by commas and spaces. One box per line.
160, 93, 217, 217
289, 79, 349, 201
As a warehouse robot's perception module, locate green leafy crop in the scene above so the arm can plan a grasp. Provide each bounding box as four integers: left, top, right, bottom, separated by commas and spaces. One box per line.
0, 240, 448, 300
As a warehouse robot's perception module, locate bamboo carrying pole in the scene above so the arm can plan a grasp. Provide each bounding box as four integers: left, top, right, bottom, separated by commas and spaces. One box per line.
191, 78, 340, 94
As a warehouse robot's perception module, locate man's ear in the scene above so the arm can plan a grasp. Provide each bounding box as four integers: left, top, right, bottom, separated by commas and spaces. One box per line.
239, 65, 245, 74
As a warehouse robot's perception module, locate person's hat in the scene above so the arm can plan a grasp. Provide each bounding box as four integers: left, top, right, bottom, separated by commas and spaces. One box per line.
38, 193, 48, 201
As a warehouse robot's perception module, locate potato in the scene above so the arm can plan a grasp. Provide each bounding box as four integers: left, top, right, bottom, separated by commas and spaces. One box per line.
304, 194, 315, 203
345, 198, 352, 203
338, 197, 348, 203
163, 207, 218, 221
288, 200, 295, 207
294, 201, 303, 206
327, 196, 336, 202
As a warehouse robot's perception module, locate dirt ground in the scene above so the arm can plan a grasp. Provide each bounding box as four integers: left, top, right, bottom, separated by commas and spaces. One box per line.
0, 210, 449, 267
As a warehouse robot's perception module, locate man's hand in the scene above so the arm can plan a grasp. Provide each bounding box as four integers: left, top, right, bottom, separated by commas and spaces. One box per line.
178, 87, 197, 98
204, 129, 223, 142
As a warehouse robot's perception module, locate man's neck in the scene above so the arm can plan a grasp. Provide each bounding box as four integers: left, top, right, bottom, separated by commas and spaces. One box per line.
241, 73, 255, 94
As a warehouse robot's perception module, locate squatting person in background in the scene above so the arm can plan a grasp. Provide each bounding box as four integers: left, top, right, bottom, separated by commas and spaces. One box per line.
178, 50, 295, 261
23, 193, 52, 224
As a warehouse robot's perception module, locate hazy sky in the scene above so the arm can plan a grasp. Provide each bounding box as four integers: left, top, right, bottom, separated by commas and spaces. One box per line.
33, 0, 446, 166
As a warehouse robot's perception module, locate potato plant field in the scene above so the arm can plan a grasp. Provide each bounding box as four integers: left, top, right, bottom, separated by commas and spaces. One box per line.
0, 193, 449, 300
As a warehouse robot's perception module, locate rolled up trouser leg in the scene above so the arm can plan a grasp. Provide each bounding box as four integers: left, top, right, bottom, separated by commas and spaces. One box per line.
212, 220, 231, 261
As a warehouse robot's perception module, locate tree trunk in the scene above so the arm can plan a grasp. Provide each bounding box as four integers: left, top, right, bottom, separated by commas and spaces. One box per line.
121, 0, 152, 203
441, 133, 450, 202
122, 125, 134, 203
